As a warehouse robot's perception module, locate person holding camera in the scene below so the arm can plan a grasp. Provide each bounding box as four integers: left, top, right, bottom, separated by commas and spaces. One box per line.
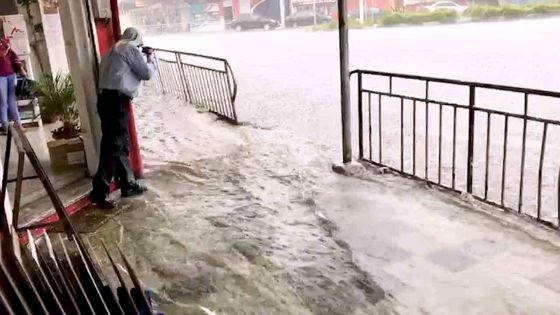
89, 27, 155, 209
0, 37, 26, 134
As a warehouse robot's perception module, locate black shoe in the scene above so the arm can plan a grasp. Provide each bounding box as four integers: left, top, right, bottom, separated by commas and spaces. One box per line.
0, 127, 6, 135
121, 182, 148, 198
90, 199, 116, 210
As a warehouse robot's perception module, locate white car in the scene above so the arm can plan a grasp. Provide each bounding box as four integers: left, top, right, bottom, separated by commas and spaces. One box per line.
425, 1, 468, 14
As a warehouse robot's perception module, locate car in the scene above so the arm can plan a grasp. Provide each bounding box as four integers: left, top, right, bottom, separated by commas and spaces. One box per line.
230, 14, 279, 31
285, 11, 332, 27
425, 1, 468, 14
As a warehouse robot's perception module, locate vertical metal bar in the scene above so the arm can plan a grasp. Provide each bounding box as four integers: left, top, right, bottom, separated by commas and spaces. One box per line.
154, 53, 165, 93
558, 166, 560, 227
484, 113, 491, 200
501, 116, 509, 207
368, 93, 372, 160
160, 61, 172, 95
181, 63, 194, 103
175, 53, 189, 101
438, 104, 443, 185
71, 236, 110, 314
210, 71, 225, 117
467, 85, 476, 194
199, 70, 213, 112
425, 101, 429, 180
205, 70, 218, 113
537, 123, 548, 220
190, 67, 204, 107
518, 93, 529, 213
213, 72, 229, 117
413, 100, 417, 176
400, 97, 404, 172
358, 73, 363, 159
209, 71, 223, 115
452, 106, 457, 189
225, 61, 238, 122
158, 61, 169, 94
186, 65, 201, 105
12, 152, 25, 229
57, 235, 96, 315
221, 71, 235, 120
197, 68, 212, 110
101, 242, 140, 315
389, 76, 393, 94
338, 0, 352, 163
378, 94, 382, 163
0, 129, 12, 228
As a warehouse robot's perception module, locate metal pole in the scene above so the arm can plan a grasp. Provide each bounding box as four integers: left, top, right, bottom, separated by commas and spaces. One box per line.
338, 0, 352, 163
359, 0, 365, 24
279, 0, 286, 27
313, 1, 317, 25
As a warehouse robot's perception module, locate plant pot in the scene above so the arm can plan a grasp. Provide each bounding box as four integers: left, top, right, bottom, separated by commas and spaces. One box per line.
52, 123, 81, 140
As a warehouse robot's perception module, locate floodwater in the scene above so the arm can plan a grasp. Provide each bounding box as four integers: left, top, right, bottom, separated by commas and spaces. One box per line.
146, 18, 560, 223
89, 19, 560, 314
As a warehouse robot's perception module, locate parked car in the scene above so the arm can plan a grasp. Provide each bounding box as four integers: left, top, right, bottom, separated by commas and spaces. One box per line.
425, 1, 468, 13
286, 11, 332, 27
230, 14, 279, 31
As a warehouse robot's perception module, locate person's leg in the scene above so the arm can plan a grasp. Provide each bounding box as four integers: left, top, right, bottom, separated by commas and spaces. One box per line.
0, 77, 9, 130
113, 97, 134, 188
114, 97, 146, 197
6, 74, 20, 126
90, 91, 120, 202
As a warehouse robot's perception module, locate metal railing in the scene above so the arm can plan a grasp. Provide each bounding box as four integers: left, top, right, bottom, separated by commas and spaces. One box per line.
352, 69, 560, 229
0, 125, 155, 314
154, 48, 238, 123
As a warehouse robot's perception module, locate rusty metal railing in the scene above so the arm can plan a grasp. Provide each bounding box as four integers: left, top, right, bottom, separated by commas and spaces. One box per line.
0, 125, 158, 314
352, 69, 560, 229
154, 48, 238, 124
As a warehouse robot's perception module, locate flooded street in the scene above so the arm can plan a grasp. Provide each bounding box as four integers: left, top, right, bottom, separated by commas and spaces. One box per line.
89, 19, 560, 314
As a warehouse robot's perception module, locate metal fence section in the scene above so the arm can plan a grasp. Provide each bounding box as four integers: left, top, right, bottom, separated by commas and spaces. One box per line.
351, 70, 560, 229
0, 125, 155, 314
154, 48, 238, 123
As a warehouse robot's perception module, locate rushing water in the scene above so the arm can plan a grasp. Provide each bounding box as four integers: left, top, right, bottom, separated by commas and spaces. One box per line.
87, 19, 560, 314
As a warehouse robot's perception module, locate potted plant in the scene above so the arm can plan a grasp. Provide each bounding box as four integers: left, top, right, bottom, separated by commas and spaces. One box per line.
34, 72, 80, 139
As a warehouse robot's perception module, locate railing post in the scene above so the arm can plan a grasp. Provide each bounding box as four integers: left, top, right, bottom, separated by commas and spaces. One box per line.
467, 85, 476, 194
338, 0, 352, 163
358, 72, 363, 159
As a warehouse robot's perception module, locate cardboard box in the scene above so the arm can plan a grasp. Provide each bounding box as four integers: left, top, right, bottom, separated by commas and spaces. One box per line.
47, 137, 87, 172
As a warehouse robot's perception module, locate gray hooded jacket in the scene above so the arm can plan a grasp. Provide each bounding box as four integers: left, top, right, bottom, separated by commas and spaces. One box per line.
98, 28, 156, 98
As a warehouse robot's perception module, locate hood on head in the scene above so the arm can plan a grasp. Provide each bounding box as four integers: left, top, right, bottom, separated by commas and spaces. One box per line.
118, 27, 143, 47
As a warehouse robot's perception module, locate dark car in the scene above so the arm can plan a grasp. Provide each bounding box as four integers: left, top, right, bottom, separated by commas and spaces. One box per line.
230, 14, 279, 31
286, 11, 331, 27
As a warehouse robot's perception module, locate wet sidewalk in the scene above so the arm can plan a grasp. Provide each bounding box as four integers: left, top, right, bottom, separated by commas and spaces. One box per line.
319, 165, 560, 314
90, 84, 560, 314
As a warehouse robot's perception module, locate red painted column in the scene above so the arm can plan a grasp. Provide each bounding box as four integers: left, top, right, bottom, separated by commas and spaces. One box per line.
110, 0, 144, 179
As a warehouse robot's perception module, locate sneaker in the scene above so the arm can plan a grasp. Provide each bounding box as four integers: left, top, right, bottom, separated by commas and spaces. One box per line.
121, 182, 148, 198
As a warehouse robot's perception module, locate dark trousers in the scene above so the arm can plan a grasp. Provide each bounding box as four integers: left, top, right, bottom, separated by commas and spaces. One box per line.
91, 90, 134, 201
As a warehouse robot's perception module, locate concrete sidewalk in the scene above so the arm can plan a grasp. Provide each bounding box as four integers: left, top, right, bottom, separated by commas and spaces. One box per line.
319, 165, 560, 314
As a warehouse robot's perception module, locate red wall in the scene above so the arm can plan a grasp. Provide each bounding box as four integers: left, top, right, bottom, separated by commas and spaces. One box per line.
348, 0, 394, 13
95, 18, 113, 56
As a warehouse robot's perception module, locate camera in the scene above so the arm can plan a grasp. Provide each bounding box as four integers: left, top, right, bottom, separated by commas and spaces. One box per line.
141, 46, 154, 55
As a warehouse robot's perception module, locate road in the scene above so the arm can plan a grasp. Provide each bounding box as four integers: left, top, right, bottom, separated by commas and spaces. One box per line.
147, 18, 560, 151
147, 18, 560, 223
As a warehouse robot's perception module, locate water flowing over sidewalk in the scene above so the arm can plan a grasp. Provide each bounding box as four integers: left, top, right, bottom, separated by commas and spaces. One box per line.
91, 84, 560, 314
